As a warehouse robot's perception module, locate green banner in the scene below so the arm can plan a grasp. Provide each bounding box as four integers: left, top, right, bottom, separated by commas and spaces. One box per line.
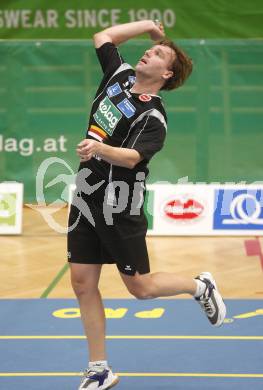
0, 39, 263, 203
0, 0, 263, 39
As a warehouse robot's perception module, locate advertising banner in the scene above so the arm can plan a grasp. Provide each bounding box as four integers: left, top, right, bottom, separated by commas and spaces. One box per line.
0, 1, 262, 39
147, 184, 263, 236
0, 182, 23, 234
147, 184, 212, 235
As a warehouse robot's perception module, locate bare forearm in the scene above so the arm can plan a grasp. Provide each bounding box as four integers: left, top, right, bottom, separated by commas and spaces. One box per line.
93, 20, 158, 47
77, 139, 142, 169
97, 143, 141, 168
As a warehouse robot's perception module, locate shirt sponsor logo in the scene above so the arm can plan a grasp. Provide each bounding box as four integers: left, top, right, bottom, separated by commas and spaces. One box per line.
107, 82, 122, 98
129, 76, 136, 84
124, 89, 132, 98
139, 94, 152, 102
163, 198, 204, 220
93, 96, 122, 136
117, 98, 136, 118
213, 189, 263, 230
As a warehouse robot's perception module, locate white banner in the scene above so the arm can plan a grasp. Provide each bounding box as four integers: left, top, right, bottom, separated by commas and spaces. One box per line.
148, 184, 263, 236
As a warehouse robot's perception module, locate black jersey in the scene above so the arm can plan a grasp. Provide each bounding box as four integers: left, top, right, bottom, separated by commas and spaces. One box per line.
69, 43, 168, 267
80, 42, 167, 184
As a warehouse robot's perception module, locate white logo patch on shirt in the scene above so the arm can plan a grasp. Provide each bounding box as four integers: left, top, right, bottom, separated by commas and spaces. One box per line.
123, 80, 130, 88
124, 89, 132, 98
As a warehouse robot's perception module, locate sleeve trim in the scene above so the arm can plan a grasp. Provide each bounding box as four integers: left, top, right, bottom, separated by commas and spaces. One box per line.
130, 109, 167, 132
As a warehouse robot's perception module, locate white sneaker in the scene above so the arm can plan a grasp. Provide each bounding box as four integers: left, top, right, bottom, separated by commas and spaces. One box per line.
195, 272, 226, 327
78, 367, 119, 390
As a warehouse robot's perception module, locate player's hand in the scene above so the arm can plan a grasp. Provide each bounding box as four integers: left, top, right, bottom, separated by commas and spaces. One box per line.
77, 139, 101, 162
149, 20, 165, 41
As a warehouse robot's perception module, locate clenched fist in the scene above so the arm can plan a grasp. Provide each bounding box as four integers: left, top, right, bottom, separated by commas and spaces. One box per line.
149, 20, 165, 41
77, 139, 102, 162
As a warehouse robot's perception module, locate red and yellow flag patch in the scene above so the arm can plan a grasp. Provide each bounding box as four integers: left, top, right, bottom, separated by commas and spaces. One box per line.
88, 125, 108, 142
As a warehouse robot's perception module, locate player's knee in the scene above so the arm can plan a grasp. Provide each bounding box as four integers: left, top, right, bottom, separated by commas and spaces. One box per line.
128, 285, 153, 300
71, 274, 97, 297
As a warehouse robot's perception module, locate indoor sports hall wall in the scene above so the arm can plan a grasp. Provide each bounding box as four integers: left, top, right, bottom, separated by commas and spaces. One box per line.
0, 1, 262, 203
0, 40, 262, 202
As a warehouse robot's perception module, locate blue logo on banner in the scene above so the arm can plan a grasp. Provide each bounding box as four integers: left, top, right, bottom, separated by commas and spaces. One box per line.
213, 189, 263, 230
107, 82, 122, 98
117, 98, 136, 118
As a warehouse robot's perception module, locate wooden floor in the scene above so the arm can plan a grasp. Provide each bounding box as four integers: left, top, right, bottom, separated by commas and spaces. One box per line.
0, 207, 262, 299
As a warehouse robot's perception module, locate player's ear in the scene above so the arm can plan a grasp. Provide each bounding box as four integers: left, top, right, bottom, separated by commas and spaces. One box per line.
162, 70, 173, 81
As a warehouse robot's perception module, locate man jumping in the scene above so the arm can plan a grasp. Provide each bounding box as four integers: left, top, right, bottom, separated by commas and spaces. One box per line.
67, 20, 226, 390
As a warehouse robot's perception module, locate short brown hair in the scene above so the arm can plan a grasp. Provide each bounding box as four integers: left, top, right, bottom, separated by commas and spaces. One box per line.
158, 39, 193, 91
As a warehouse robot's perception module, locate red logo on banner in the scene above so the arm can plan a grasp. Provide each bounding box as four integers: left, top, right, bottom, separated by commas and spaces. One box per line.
139, 94, 152, 102
164, 199, 204, 220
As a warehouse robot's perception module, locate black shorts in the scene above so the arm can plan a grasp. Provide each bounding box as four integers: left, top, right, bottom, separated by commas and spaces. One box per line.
67, 201, 150, 276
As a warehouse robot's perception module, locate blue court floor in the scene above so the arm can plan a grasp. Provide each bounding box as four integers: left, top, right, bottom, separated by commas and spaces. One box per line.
0, 299, 262, 389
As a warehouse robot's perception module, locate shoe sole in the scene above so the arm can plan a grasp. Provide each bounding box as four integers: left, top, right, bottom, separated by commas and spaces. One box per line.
199, 272, 227, 327
104, 376, 120, 390
212, 288, 227, 327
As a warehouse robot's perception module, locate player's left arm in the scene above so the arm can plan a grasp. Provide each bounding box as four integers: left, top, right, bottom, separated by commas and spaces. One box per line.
77, 139, 142, 169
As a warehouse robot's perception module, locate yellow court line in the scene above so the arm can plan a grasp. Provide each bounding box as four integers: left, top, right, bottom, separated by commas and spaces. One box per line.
0, 372, 262, 378
0, 335, 263, 340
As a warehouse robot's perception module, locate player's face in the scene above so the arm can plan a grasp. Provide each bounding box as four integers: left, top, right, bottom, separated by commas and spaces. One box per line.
135, 45, 175, 83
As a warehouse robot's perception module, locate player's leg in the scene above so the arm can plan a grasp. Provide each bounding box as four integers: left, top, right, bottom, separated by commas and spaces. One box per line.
68, 205, 119, 389
68, 203, 106, 362
114, 234, 226, 327
119, 270, 196, 299
70, 263, 105, 361
120, 270, 226, 326
113, 234, 196, 298
70, 263, 119, 390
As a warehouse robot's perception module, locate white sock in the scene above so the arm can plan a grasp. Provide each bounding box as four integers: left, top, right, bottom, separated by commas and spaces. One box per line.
194, 279, 206, 298
89, 360, 109, 370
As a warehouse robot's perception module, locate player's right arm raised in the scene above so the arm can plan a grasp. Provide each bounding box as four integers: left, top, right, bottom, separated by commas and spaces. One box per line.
93, 20, 165, 48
